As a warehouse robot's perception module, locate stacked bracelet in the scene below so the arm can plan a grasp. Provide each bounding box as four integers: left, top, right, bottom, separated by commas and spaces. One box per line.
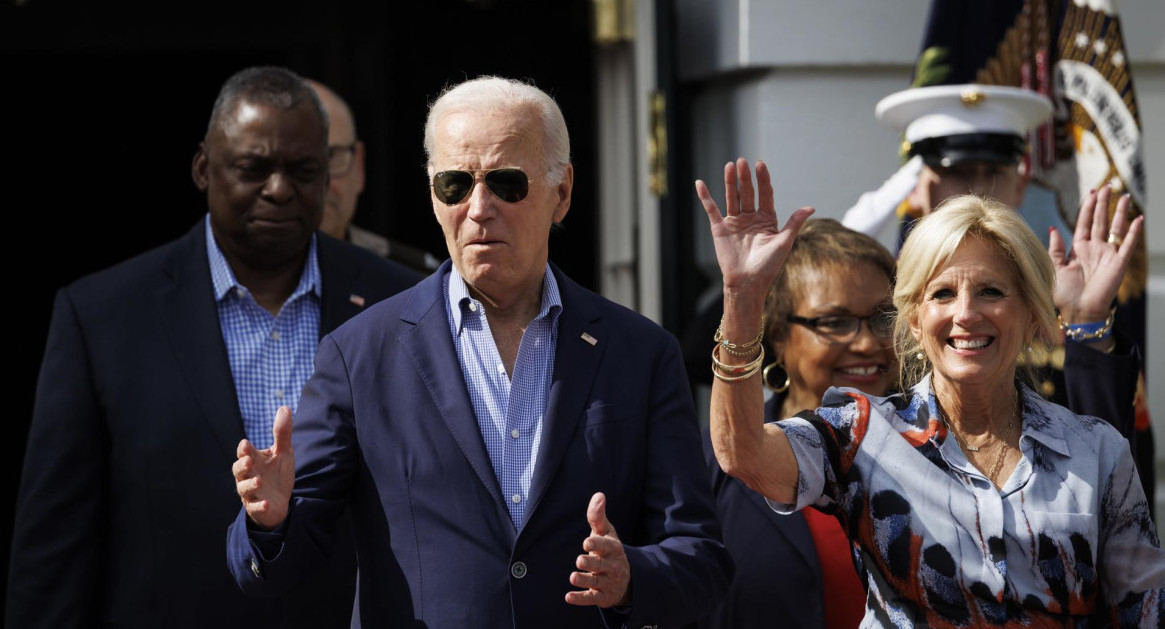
711, 345, 765, 383
1057, 307, 1116, 342
713, 315, 765, 357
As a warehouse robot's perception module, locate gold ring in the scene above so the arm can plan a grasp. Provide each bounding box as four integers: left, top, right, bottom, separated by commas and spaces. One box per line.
1107, 233, 1123, 246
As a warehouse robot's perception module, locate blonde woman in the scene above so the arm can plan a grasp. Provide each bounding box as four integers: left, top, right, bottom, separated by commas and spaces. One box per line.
697, 158, 1162, 626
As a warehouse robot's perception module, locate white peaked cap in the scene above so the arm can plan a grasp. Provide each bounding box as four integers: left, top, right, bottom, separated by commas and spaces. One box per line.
876, 84, 1053, 144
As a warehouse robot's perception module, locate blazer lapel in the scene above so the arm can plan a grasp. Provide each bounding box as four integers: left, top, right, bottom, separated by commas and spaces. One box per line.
523, 268, 604, 524
752, 488, 820, 572
156, 223, 246, 459
760, 395, 822, 572
397, 267, 507, 512
317, 233, 368, 336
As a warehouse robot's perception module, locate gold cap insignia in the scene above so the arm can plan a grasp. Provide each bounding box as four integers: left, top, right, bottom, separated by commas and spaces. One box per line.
960, 89, 987, 108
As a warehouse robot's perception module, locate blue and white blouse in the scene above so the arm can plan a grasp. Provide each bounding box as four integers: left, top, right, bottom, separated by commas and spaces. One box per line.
771, 376, 1165, 627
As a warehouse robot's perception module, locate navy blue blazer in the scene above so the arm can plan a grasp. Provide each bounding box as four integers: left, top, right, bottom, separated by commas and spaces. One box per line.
228, 261, 733, 628
7, 220, 421, 629
693, 394, 833, 629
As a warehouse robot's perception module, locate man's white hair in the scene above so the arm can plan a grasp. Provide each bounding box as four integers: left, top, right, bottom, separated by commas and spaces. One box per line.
423, 76, 571, 184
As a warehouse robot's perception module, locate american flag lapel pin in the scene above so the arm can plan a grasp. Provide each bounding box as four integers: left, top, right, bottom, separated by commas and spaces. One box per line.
349, 294, 366, 307
581, 332, 598, 346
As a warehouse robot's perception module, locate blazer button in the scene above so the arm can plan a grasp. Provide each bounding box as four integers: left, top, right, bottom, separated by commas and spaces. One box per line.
510, 561, 528, 579
249, 557, 263, 579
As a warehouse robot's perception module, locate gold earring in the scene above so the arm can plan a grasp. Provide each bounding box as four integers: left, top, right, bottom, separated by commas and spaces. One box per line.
762, 362, 791, 394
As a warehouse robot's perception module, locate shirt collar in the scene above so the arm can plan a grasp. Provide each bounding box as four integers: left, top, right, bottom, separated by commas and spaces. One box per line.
447, 263, 562, 334
1016, 386, 1071, 456
204, 214, 321, 303
916, 374, 1071, 457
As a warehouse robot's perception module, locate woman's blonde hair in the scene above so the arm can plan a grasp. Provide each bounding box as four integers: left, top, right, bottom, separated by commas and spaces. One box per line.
893, 194, 1058, 388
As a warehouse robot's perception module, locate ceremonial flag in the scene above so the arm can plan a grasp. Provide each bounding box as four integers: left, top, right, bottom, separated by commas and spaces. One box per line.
909, 0, 1153, 512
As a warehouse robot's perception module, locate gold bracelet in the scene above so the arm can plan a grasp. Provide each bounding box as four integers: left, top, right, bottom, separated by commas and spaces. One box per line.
1057, 307, 1116, 342
711, 345, 765, 382
712, 361, 764, 382
714, 314, 765, 357
712, 344, 764, 373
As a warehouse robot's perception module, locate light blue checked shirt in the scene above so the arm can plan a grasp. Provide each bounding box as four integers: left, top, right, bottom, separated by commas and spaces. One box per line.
205, 216, 321, 450
445, 264, 561, 530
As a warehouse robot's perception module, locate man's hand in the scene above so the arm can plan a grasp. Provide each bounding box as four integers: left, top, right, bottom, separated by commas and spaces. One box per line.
233, 406, 295, 530
565, 492, 631, 609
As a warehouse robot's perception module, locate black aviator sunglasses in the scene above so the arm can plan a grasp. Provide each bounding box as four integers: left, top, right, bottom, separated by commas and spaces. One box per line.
431, 168, 531, 205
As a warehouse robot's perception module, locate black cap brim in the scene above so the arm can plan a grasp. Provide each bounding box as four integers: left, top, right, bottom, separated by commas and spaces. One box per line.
911, 133, 1025, 168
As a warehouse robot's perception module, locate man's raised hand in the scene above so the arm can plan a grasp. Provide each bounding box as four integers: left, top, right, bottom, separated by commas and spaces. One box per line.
233, 406, 295, 530
565, 492, 631, 609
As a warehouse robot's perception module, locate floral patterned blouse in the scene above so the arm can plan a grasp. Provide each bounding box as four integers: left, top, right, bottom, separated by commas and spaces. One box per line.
770, 376, 1164, 627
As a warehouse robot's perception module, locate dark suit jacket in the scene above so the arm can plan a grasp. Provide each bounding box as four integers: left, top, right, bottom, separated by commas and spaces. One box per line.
6, 220, 420, 629
693, 395, 832, 629
227, 261, 733, 628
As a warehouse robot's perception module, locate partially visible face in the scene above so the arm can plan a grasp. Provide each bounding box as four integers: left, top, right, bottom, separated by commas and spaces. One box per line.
429, 105, 572, 301
777, 262, 896, 406
193, 100, 328, 271
913, 161, 1026, 215
309, 81, 366, 240
910, 237, 1036, 391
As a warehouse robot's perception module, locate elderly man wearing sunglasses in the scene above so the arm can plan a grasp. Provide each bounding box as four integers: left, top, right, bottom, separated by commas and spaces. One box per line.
227, 75, 733, 628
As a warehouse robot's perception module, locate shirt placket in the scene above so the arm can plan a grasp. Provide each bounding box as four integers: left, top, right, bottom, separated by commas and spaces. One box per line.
502, 316, 546, 527
268, 304, 291, 415
939, 438, 1009, 596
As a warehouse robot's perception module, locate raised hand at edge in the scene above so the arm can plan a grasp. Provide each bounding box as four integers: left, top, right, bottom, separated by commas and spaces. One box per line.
233, 405, 296, 531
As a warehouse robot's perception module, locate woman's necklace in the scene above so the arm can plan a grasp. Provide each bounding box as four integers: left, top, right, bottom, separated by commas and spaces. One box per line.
946, 423, 985, 452
942, 388, 1021, 482
986, 410, 1018, 484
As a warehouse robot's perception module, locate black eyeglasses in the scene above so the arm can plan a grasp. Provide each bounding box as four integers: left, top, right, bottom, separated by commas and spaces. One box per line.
787, 310, 896, 344
431, 168, 530, 205
329, 143, 358, 176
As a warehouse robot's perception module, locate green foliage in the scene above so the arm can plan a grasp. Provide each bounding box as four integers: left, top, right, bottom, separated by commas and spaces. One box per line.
912, 47, 951, 88
895, 47, 954, 163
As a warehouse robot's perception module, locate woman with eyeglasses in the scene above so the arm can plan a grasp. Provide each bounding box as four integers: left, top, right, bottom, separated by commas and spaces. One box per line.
696, 218, 893, 629
696, 158, 1164, 627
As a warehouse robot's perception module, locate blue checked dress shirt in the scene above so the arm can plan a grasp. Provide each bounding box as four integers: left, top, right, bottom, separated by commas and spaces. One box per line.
205, 216, 321, 450
445, 264, 561, 530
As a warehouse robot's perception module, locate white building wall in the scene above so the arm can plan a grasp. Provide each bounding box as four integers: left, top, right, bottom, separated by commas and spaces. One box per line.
674, 0, 1165, 537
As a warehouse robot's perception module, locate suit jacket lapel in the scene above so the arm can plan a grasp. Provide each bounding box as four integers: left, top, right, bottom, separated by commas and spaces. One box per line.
751, 489, 820, 572
760, 393, 821, 572
524, 268, 604, 525
397, 266, 507, 511
317, 233, 368, 336
156, 222, 247, 459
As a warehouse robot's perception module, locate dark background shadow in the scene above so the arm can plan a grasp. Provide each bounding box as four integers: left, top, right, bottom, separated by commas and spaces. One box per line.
2, 0, 596, 602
